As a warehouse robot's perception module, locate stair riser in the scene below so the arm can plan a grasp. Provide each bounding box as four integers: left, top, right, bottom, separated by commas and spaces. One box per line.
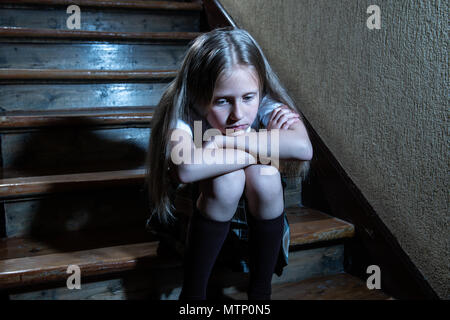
284, 187, 303, 207
0, 82, 168, 111
0, 6, 200, 33
4, 187, 149, 238
3, 184, 302, 238
283, 176, 304, 207
214, 245, 345, 297
7, 269, 184, 300
0, 43, 189, 70
1, 127, 150, 171
3, 178, 305, 241
7, 245, 344, 300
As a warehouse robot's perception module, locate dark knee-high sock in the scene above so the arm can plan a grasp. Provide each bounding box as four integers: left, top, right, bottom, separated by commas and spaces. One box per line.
179, 210, 231, 300
247, 213, 284, 300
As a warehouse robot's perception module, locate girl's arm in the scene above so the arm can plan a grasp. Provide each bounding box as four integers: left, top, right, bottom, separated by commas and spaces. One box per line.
217, 106, 313, 162
169, 128, 257, 184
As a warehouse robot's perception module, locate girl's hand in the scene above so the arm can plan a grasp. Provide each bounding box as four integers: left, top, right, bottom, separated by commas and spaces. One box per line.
267, 105, 301, 130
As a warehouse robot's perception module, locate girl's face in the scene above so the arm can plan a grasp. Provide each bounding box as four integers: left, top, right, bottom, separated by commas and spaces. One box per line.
205, 64, 260, 135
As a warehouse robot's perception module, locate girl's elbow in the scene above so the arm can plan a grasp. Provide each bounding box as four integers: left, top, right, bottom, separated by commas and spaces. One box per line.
295, 141, 313, 161
176, 164, 193, 184
305, 143, 313, 161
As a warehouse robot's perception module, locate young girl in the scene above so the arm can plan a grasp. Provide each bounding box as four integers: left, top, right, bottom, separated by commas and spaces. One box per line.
147, 27, 312, 300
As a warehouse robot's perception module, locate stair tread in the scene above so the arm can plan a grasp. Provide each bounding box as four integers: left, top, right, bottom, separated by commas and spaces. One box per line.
0, 167, 145, 182
0, 167, 146, 198
286, 207, 354, 246
0, 68, 177, 80
0, 227, 155, 260
0, 27, 202, 41
0, 208, 354, 288
0, 227, 179, 289
0, 0, 203, 11
0, 238, 163, 288
227, 273, 391, 300
0, 106, 154, 128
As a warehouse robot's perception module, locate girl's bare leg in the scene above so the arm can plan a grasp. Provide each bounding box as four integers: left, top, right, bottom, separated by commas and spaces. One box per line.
244, 164, 284, 220
196, 169, 246, 221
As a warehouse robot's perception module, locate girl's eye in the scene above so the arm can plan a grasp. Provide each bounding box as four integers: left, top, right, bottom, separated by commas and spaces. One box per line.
243, 95, 255, 102
215, 99, 228, 105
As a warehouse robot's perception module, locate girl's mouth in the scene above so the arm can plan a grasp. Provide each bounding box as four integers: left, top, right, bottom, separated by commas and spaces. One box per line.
227, 124, 248, 131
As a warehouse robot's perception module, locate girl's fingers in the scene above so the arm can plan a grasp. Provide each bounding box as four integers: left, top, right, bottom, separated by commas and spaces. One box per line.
270, 115, 297, 130
268, 105, 300, 130
272, 107, 299, 124
280, 117, 300, 130
276, 113, 300, 125
267, 108, 281, 129
268, 108, 280, 123
269, 105, 289, 122
267, 117, 281, 130
271, 109, 290, 125
280, 121, 289, 130
280, 118, 296, 130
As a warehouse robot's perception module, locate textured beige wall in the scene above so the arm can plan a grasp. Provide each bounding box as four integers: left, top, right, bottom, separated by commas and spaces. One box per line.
219, 0, 448, 298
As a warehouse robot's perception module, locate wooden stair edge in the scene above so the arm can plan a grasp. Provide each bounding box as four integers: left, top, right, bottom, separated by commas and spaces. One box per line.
0, 241, 162, 289
0, 27, 202, 41
226, 273, 392, 300
0, 168, 147, 199
0, 107, 154, 129
0, 0, 203, 11
0, 68, 177, 80
285, 207, 354, 246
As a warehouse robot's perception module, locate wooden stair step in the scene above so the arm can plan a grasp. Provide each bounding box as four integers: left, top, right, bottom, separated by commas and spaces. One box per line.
0, 168, 146, 199
0, 209, 354, 289
227, 273, 391, 300
0, 68, 177, 81
0, 227, 155, 260
0, 106, 154, 129
0, 41, 190, 70
0, 239, 162, 289
0, 27, 202, 41
0, 4, 201, 34
0, 0, 203, 11
0, 82, 167, 112
286, 207, 354, 246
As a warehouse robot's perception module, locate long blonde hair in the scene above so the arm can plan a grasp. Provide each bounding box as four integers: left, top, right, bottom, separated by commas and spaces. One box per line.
146, 27, 310, 225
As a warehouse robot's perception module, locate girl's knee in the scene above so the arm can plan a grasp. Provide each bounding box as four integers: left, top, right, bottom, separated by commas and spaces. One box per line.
201, 169, 246, 205
244, 165, 283, 202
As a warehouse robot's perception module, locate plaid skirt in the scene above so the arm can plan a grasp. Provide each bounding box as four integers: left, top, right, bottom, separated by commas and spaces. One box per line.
190, 176, 290, 277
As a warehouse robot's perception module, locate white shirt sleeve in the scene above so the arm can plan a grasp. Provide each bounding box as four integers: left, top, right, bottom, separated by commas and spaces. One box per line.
258, 94, 284, 127
174, 119, 193, 137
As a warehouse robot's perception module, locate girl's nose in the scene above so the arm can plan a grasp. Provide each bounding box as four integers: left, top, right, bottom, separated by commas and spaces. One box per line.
230, 101, 244, 120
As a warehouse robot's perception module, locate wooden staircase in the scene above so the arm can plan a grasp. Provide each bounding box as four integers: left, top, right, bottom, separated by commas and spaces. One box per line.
0, 0, 391, 300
